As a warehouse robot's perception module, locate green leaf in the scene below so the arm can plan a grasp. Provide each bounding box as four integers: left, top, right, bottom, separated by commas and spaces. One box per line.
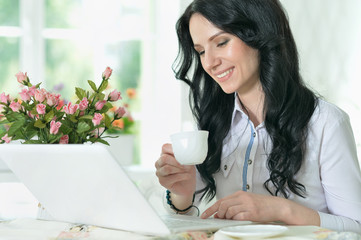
99, 105, 110, 114
99, 80, 108, 93
30, 108, 38, 115
60, 124, 72, 135
44, 110, 55, 123
96, 93, 105, 101
69, 115, 78, 123
0, 119, 10, 125
77, 121, 90, 133
24, 130, 38, 140
79, 115, 94, 120
7, 119, 25, 136
75, 87, 87, 100
55, 111, 65, 119
34, 119, 46, 128
89, 93, 96, 101
104, 114, 111, 128
90, 137, 109, 145
88, 80, 98, 92
23, 139, 43, 144
6, 112, 25, 122
48, 134, 62, 144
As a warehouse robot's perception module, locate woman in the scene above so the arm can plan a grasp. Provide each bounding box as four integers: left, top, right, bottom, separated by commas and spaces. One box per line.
155, 0, 361, 233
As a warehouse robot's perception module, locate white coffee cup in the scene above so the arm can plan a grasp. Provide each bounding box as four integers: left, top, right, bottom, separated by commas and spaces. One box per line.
170, 130, 209, 165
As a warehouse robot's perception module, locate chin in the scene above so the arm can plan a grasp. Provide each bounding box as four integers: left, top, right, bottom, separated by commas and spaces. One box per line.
219, 86, 236, 95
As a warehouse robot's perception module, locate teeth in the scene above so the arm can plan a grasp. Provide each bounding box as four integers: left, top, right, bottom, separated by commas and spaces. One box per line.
217, 69, 233, 78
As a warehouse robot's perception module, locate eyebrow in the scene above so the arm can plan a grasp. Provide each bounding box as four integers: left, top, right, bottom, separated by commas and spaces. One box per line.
193, 31, 227, 48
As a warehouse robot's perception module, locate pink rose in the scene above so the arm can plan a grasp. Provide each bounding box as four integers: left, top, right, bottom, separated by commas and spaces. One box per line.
63, 102, 79, 115
0, 92, 10, 103
1, 134, 11, 143
19, 89, 31, 102
15, 71, 28, 84
9, 101, 22, 112
108, 90, 122, 101
78, 97, 89, 111
114, 106, 126, 118
50, 120, 62, 134
95, 100, 107, 110
27, 86, 37, 97
46, 93, 60, 106
36, 104, 46, 114
92, 113, 103, 126
34, 89, 46, 102
102, 67, 113, 79
28, 111, 36, 119
92, 127, 105, 138
59, 135, 69, 144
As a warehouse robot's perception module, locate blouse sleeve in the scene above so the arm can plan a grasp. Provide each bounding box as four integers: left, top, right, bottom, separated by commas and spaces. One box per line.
319, 112, 361, 233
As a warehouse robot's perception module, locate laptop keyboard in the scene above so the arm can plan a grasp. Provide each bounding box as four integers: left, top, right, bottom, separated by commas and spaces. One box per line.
164, 216, 212, 228
162, 214, 243, 229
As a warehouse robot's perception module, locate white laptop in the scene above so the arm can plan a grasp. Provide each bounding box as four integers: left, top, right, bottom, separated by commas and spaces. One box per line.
0, 144, 249, 236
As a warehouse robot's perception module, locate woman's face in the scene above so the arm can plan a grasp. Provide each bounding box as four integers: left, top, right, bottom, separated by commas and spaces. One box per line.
189, 13, 261, 95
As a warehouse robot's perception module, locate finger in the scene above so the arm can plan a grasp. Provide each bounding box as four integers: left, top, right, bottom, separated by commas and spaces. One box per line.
158, 172, 193, 189
201, 200, 221, 219
232, 211, 251, 221
161, 143, 174, 155
156, 153, 182, 169
225, 205, 243, 219
203, 197, 239, 219
214, 199, 233, 219
156, 163, 186, 177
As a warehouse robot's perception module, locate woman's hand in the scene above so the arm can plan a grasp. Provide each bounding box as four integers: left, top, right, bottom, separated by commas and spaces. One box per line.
201, 191, 320, 226
155, 143, 196, 197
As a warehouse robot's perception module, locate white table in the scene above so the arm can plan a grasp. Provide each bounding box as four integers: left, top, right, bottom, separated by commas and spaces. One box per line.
1, 218, 360, 240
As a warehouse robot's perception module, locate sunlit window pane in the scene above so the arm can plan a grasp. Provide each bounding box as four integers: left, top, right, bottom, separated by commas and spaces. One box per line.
45, 39, 93, 100
45, 0, 82, 28
105, 41, 141, 93
0, 37, 19, 94
0, 0, 19, 26
94, 0, 146, 36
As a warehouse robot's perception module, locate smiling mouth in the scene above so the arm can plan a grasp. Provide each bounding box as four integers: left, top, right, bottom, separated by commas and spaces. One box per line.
216, 68, 233, 78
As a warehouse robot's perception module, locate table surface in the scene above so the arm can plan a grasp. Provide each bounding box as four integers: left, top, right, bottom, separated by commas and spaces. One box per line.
1, 218, 360, 240
1, 180, 360, 239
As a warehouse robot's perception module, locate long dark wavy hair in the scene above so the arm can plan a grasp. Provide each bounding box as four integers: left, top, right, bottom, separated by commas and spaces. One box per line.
173, 0, 317, 201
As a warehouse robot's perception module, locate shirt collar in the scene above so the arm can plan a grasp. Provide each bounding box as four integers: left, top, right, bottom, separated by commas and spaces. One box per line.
232, 92, 265, 130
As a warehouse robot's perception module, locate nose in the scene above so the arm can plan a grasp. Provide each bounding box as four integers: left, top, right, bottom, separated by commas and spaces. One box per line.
202, 50, 221, 71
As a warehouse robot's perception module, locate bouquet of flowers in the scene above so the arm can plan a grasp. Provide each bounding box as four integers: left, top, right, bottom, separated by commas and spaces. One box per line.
0, 67, 127, 145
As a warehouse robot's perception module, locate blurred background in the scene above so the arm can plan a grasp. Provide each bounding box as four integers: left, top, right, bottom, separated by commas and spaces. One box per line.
0, 0, 360, 219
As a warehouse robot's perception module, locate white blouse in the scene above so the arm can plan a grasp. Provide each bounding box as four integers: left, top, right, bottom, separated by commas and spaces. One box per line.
195, 97, 361, 233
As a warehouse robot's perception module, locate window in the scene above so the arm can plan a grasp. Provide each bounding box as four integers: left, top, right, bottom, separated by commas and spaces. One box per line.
0, 0, 184, 167
0, 0, 21, 95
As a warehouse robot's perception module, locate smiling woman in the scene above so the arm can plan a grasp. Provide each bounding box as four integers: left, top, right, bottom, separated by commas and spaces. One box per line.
155, 0, 361, 234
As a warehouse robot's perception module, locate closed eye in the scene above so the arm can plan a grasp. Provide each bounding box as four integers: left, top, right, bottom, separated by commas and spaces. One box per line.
217, 39, 229, 47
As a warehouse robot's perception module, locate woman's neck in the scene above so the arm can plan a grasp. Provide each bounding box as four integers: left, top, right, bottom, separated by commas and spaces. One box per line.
237, 86, 265, 127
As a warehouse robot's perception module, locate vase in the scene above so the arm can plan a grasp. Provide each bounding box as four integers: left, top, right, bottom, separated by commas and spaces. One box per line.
105, 134, 135, 166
